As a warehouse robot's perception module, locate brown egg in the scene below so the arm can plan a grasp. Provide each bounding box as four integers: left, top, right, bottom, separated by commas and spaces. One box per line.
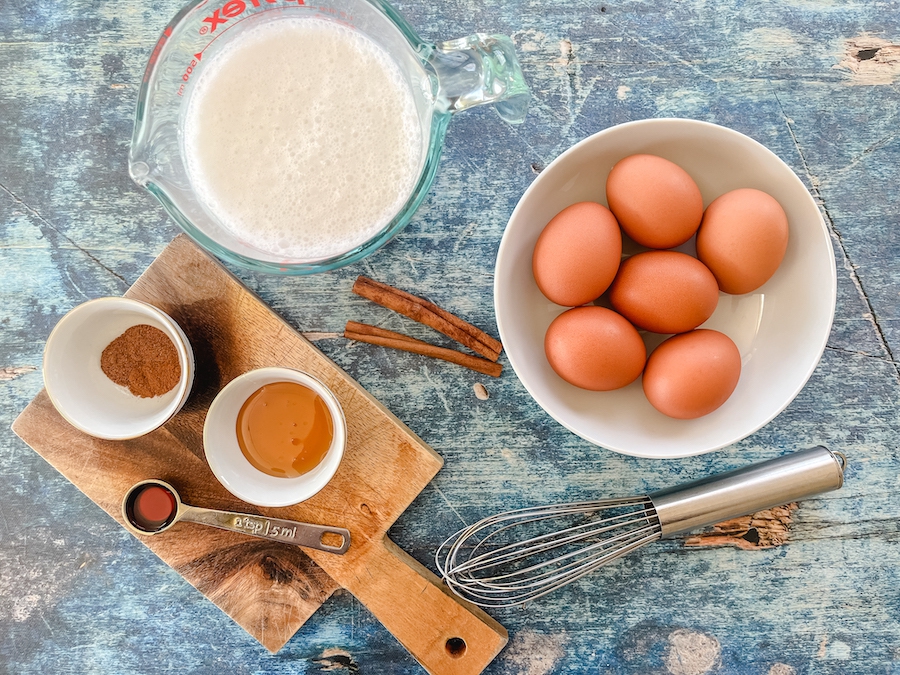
532, 202, 622, 306
696, 188, 789, 294
608, 250, 719, 334
605, 154, 703, 249
544, 306, 646, 391
642, 329, 741, 419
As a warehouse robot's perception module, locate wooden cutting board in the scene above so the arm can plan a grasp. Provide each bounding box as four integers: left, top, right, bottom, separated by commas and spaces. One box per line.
12, 234, 506, 675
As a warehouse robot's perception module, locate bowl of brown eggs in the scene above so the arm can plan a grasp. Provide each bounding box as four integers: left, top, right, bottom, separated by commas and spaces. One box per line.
494, 118, 836, 458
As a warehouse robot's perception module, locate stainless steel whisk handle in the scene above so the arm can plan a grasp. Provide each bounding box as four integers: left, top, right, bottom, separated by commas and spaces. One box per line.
650, 445, 846, 538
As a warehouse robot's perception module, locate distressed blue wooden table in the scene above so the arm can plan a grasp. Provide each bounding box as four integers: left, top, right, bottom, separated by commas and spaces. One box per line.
2, 0, 900, 673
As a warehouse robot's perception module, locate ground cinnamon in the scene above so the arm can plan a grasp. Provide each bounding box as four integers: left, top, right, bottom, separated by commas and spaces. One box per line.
100, 324, 181, 398
344, 321, 502, 378
351, 276, 503, 361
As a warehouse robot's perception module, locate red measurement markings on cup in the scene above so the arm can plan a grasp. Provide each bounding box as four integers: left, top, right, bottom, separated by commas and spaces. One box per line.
178, 0, 308, 95
177, 51, 206, 95
177, 0, 352, 96
143, 26, 173, 83
199, 0, 305, 35
181, 53, 203, 84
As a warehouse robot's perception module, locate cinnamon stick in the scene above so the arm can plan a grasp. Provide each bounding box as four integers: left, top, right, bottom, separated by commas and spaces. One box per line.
344, 321, 502, 378
352, 276, 502, 362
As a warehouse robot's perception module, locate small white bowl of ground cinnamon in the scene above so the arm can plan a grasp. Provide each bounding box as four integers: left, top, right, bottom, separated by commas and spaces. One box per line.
43, 297, 194, 439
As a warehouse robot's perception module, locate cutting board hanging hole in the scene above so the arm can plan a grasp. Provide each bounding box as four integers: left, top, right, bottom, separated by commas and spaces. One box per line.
445, 637, 467, 658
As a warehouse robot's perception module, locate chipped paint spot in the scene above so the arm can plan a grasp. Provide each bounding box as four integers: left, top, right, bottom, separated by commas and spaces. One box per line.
513, 29, 550, 53
0, 531, 80, 623
683, 504, 797, 549
301, 332, 340, 341
664, 629, 721, 675
738, 28, 803, 63
557, 38, 574, 68
768, 664, 796, 675
617, 85, 631, 100
0, 365, 37, 381
821, 639, 852, 660
504, 629, 568, 675
654, 89, 707, 112
12, 595, 40, 622
313, 647, 359, 672
835, 34, 900, 85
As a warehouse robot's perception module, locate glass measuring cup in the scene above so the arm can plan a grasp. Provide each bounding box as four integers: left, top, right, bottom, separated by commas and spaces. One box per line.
129, 0, 530, 275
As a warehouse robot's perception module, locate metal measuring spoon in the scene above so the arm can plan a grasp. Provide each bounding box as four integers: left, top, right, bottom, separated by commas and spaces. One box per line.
121, 479, 351, 554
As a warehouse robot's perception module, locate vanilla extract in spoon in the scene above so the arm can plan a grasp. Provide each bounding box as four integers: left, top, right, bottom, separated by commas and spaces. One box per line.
122, 479, 350, 553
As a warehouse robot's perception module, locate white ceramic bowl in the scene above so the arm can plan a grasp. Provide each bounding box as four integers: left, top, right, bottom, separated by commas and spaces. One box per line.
43, 297, 194, 440
203, 367, 347, 507
494, 118, 836, 458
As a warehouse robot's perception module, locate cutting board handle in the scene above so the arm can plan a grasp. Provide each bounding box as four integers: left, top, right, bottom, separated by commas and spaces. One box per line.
345, 537, 508, 675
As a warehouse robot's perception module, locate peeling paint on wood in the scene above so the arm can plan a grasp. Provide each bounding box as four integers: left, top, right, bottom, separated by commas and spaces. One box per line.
313, 647, 360, 672
836, 34, 900, 85
767, 664, 797, 675
301, 332, 342, 341
683, 504, 798, 549
502, 629, 568, 675
664, 629, 721, 675
0, 365, 36, 381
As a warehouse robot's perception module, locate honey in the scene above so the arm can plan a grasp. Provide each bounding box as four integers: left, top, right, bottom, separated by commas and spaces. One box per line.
236, 381, 334, 478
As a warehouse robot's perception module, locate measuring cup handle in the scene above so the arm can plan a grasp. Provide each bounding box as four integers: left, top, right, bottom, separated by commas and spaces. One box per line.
427, 34, 530, 124
179, 506, 351, 553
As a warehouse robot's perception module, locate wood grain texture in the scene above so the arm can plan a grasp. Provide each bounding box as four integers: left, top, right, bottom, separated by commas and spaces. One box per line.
3, 0, 900, 673
13, 391, 338, 652
12, 236, 506, 672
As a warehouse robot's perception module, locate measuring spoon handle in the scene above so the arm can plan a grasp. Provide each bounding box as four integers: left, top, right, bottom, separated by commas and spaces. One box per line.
179, 505, 351, 553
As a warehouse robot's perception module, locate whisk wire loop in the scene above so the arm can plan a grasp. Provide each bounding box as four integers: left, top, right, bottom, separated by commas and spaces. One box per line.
457, 507, 655, 574
454, 532, 660, 605
437, 497, 661, 607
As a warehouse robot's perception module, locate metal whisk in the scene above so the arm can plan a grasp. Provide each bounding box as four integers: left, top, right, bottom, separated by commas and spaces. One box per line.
437, 446, 845, 608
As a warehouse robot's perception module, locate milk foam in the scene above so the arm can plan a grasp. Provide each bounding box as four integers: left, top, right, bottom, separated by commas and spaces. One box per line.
183, 17, 423, 261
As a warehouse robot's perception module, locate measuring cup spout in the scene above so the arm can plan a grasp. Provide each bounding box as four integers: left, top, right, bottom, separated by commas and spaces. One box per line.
427, 34, 530, 124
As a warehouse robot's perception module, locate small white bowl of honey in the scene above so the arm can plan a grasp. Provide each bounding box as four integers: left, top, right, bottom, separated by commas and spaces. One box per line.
203, 367, 347, 507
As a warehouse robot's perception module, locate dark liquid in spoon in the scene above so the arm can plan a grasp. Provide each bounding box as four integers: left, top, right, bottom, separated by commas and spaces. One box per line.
126, 484, 177, 532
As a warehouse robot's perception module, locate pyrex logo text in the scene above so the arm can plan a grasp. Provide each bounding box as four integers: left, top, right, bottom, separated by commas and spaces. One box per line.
201, 0, 305, 33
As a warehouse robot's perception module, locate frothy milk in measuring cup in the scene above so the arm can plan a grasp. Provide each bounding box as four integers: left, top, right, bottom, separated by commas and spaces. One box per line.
182, 17, 423, 261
